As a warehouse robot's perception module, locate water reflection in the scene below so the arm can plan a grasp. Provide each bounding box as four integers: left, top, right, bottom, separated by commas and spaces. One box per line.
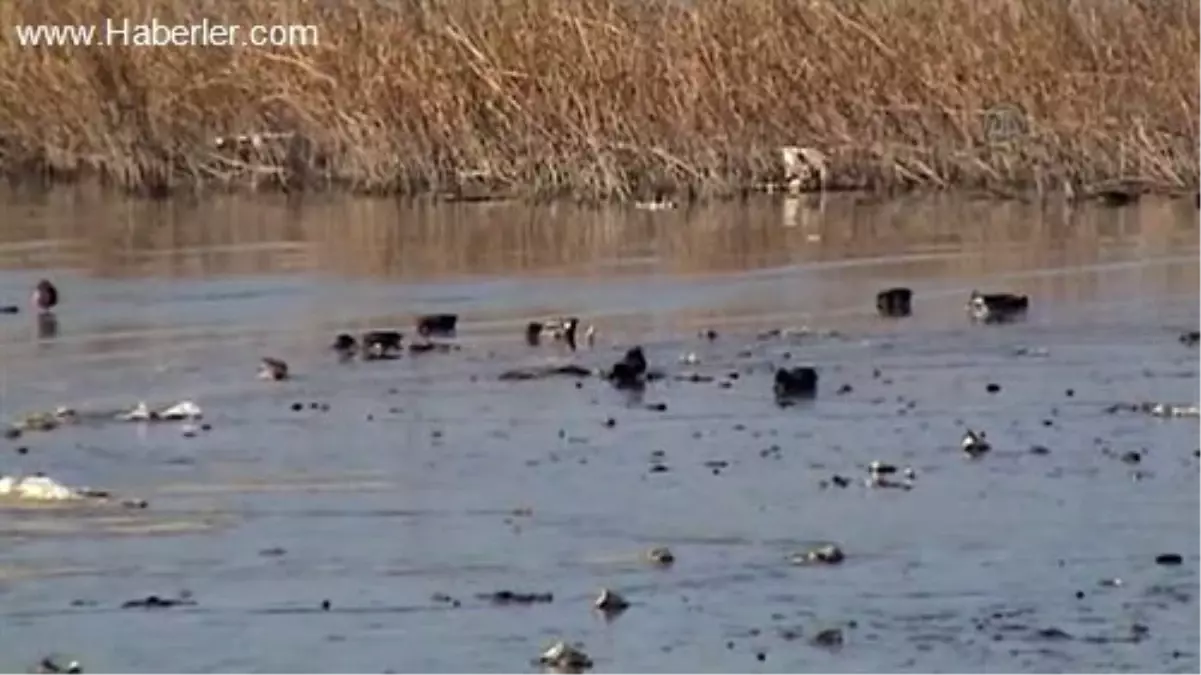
0, 188, 1192, 283
36, 312, 58, 341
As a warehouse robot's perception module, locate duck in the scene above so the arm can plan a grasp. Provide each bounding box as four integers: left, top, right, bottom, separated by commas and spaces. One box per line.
593, 588, 630, 615
526, 317, 593, 351
258, 357, 289, 381
331, 333, 358, 359
790, 543, 845, 566
607, 347, 648, 389
34, 657, 81, 674
774, 366, 818, 401
416, 313, 458, 337
645, 546, 675, 566
538, 641, 593, 672
31, 279, 58, 314
961, 429, 991, 457
967, 290, 1029, 324
876, 287, 913, 318
361, 330, 403, 360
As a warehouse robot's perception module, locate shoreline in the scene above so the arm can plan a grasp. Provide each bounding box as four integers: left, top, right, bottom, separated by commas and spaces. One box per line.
0, 0, 1195, 203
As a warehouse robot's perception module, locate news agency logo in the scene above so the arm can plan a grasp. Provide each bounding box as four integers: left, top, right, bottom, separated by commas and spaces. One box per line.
982, 103, 1028, 143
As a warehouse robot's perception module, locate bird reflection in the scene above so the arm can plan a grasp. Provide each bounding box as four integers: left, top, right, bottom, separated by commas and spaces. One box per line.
36, 312, 59, 340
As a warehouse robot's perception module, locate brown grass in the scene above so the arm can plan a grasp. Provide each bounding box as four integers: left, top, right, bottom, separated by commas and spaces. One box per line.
0, 0, 1196, 202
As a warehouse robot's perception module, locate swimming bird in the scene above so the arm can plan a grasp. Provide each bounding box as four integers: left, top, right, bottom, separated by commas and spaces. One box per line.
31, 279, 58, 313
961, 429, 991, 457
361, 330, 403, 360
258, 357, 289, 381
967, 290, 1029, 324
774, 366, 818, 401
34, 657, 81, 674
607, 347, 648, 389
331, 333, 358, 359
876, 287, 913, 318
416, 313, 458, 337
594, 588, 630, 615
526, 317, 590, 351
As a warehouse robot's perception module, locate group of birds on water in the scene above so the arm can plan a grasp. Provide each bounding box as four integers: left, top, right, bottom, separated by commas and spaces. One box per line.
8, 280, 1039, 674
256, 283, 1030, 443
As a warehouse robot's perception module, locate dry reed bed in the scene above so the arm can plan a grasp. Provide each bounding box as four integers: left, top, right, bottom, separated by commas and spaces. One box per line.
0, 0, 1196, 201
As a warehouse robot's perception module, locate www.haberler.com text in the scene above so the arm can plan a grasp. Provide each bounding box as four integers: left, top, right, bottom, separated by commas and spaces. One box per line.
14, 18, 320, 48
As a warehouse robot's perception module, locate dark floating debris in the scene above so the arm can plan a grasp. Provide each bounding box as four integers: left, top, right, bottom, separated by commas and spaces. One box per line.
1179, 330, 1200, 346
774, 367, 817, 405
479, 590, 553, 605
876, 287, 913, 318
498, 364, 593, 381
811, 627, 845, 649
1155, 553, 1184, 566
962, 429, 991, 457
416, 313, 458, 337
967, 290, 1029, 324
985, 383, 1001, 393
1104, 402, 1200, 418
121, 593, 196, 610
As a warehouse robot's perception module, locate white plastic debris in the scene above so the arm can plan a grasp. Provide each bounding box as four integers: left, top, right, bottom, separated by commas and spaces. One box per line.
160, 400, 203, 420
118, 400, 203, 422
118, 402, 154, 422
0, 474, 81, 501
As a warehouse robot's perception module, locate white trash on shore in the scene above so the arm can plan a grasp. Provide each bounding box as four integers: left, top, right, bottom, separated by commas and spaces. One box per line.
118, 400, 203, 422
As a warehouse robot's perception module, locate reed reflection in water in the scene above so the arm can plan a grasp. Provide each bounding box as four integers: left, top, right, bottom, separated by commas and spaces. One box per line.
0, 189, 1195, 282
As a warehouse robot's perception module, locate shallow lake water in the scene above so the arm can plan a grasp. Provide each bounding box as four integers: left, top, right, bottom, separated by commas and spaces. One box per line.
0, 190, 1196, 673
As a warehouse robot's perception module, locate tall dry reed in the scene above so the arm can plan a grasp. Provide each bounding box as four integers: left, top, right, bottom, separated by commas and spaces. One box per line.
0, 0, 1196, 201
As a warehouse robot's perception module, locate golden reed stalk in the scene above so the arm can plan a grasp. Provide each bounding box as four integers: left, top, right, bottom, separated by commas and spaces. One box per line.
0, 0, 1196, 201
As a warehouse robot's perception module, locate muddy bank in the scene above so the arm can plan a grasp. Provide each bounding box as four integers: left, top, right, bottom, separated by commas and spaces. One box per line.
0, 0, 1196, 200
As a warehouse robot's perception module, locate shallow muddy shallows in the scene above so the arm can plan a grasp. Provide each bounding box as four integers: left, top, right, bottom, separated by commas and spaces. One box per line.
0, 191, 1196, 674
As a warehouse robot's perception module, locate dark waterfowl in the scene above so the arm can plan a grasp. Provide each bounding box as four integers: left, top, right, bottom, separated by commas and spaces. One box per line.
539, 641, 593, 673
526, 317, 589, 351
331, 333, 358, 358
967, 290, 1029, 324
361, 330, 403, 360
34, 657, 81, 674
258, 357, 289, 381
1179, 330, 1199, 347
0, 305, 18, 314
594, 588, 630, 616
417, 313, 458, 337
876, 287, 913, 318
645, 546, 675, 566
31, 279, 58, 313
774, 367, 818, 402
607, 347, 648, 389
962, 429, 991, 457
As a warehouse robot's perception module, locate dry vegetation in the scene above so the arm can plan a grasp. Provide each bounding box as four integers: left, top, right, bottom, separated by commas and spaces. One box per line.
0, 0, 1196, 202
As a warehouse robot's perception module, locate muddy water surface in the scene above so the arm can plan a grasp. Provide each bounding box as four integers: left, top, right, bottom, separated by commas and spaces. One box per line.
0, 191, 1196, 673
